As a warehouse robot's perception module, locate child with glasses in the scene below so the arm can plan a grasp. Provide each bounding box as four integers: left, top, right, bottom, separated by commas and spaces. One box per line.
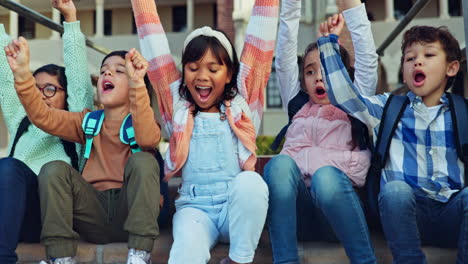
0, 0, 93, 263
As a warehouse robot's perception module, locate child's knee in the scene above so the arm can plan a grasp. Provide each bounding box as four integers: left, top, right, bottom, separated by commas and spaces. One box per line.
38, 160, 72, 186
378, 181, 414, 209
125, 152, 160, 182
233, 171, 268, 197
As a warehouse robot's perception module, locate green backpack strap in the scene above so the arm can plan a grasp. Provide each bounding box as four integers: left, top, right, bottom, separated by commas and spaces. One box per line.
82, 110, 105, 159
120, 114, 141, 154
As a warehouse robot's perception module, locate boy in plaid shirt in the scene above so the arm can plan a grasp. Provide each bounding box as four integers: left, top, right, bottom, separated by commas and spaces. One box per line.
318, 26, 466, 263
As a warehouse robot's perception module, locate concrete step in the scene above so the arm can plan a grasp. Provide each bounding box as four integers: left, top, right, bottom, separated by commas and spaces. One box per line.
16, 230, 457, 264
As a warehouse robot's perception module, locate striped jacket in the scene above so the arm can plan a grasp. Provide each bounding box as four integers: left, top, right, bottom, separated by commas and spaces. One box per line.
131, 0, 279, 180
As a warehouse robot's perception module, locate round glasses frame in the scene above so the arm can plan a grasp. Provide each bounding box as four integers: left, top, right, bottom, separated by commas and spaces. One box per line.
36, 84, 64, 98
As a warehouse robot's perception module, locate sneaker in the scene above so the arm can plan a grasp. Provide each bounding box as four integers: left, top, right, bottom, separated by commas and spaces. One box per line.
127, 248, 151, 264
39, 257, 77, 264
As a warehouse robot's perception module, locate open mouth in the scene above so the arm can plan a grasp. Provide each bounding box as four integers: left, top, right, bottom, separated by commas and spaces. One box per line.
102, 80, 115, 93
196, 86, 212, 102
413, 70, 426, 87
315, 86, 327, 99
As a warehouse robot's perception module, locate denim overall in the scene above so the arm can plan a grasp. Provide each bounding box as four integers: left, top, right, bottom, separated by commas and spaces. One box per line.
168, 112, 269, 264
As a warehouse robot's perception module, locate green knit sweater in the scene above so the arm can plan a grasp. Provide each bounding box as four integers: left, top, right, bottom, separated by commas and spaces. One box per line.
0, 21, 94, 174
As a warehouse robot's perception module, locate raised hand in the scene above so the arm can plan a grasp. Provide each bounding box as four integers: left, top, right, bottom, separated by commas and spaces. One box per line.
51, 0, 77, 22
125, 48, 149, 88
4, 37, 31, 82
319, 13, 344, 37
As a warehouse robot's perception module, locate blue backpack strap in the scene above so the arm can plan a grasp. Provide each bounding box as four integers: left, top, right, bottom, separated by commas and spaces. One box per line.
120, 114, 141, 154
447, 93, 468, 184
82, 110, 105, 159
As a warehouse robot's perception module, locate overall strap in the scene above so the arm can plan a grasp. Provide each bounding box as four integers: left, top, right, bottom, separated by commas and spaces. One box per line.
82, 110, 105, 159
120, 114, 141, 154
9, 116, 31, 157
447, 93, 468, 184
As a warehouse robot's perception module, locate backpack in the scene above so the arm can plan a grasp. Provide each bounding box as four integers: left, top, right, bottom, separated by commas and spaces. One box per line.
9, 116, 79, 171
365, 93, 468, 222
82, 110, 141, 159
270, 90, 371, 151
82, 110, 171, 227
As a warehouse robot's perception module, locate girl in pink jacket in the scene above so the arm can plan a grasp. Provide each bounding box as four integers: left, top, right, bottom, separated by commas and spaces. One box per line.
263, 0, 378, 263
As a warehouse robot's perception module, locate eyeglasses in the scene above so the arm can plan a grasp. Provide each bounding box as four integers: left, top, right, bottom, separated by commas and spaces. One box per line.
36, 84, 64, 98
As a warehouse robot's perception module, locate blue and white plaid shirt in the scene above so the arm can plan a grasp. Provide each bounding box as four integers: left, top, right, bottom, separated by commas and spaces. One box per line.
318, 34, 465, 202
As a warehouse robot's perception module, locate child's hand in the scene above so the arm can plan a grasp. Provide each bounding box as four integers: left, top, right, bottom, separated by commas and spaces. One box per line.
51, 0, 77, 22
318, 13, 344, 37
4, 37, 31, 82
125, 48, 148, 88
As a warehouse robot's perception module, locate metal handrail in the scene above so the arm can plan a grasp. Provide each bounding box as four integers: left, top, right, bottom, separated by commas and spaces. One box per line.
376, 0, 431, 56
0, 0, 110, 55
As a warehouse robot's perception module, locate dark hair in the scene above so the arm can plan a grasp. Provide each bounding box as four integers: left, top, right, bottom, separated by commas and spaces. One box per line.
301, 42, 364, 149
101, 50, 154, 103
300, 43, 354, 90
33, 64, 68, 109
401, 26, 461, 90
179, 33, 239, 114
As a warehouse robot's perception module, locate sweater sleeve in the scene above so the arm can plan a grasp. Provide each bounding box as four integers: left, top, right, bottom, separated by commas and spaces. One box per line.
131, 0, 182, 137
15, 74, 87, 144
130, 84, 161, 150
0, 24, 26, 136
62, 21, 94, 112
275, 0, 302, 110
343, 3, 378, 96
238, 0, 279, 132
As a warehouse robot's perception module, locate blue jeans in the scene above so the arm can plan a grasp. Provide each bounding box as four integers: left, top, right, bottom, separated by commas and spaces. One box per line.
379, 181, 468, 264
0, 158, 41, 264
264, 154, 376, 264
169, 172, 269, 264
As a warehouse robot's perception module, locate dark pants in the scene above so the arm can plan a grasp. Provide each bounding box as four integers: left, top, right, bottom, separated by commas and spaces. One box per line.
38, 152, 161, 259
0, 158, 41, 264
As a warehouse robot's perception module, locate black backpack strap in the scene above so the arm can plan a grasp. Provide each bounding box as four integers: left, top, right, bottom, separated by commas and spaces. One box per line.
447, 93, 468, 184
60, 139, 79, 171
9, 116, 31, 158
373, 94, 409, 169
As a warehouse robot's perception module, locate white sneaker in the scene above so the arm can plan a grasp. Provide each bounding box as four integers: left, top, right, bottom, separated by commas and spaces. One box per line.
39, 257, 77, 264
127, 248, 151, 264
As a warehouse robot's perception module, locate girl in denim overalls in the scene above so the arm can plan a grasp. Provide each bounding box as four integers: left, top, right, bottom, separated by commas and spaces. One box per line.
131, 0, 279, 263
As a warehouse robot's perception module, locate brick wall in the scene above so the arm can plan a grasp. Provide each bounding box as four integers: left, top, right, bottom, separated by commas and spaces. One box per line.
216, 0, 235, 44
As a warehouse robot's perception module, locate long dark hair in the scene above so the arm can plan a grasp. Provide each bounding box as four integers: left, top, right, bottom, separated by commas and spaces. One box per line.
301, 43, 366, 150
179, 33, 239, 115
33, 64, 68, 109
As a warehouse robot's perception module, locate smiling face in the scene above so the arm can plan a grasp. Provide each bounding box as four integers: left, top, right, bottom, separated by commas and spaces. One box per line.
183, 48, 232, 112
303, 49, 330, 105
97, 55, 130, 108
34, 72, 66, 110
402, 41, 459, 106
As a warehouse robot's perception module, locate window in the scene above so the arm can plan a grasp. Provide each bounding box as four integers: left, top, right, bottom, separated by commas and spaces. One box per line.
266, 63, 282, 108
93, 9, 112, 35
449, 0, 461, 16
394, 0, 413, 20
18, 15, 35, 39
173, 6, 187, 32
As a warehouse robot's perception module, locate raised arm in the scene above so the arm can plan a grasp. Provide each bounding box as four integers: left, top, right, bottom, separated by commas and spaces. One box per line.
275, 0, 302, 109
318, 34, 386, 129
5, 37, 85, 143
131, 0, 181, 136
126, 49, 161, 150
0, 24, 27, 135
53, 0, 94, 111
238, 0, 279, 130
342, 2, 378, 96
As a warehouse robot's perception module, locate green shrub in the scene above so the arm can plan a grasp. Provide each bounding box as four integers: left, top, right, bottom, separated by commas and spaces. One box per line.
256, 135, 282, 156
